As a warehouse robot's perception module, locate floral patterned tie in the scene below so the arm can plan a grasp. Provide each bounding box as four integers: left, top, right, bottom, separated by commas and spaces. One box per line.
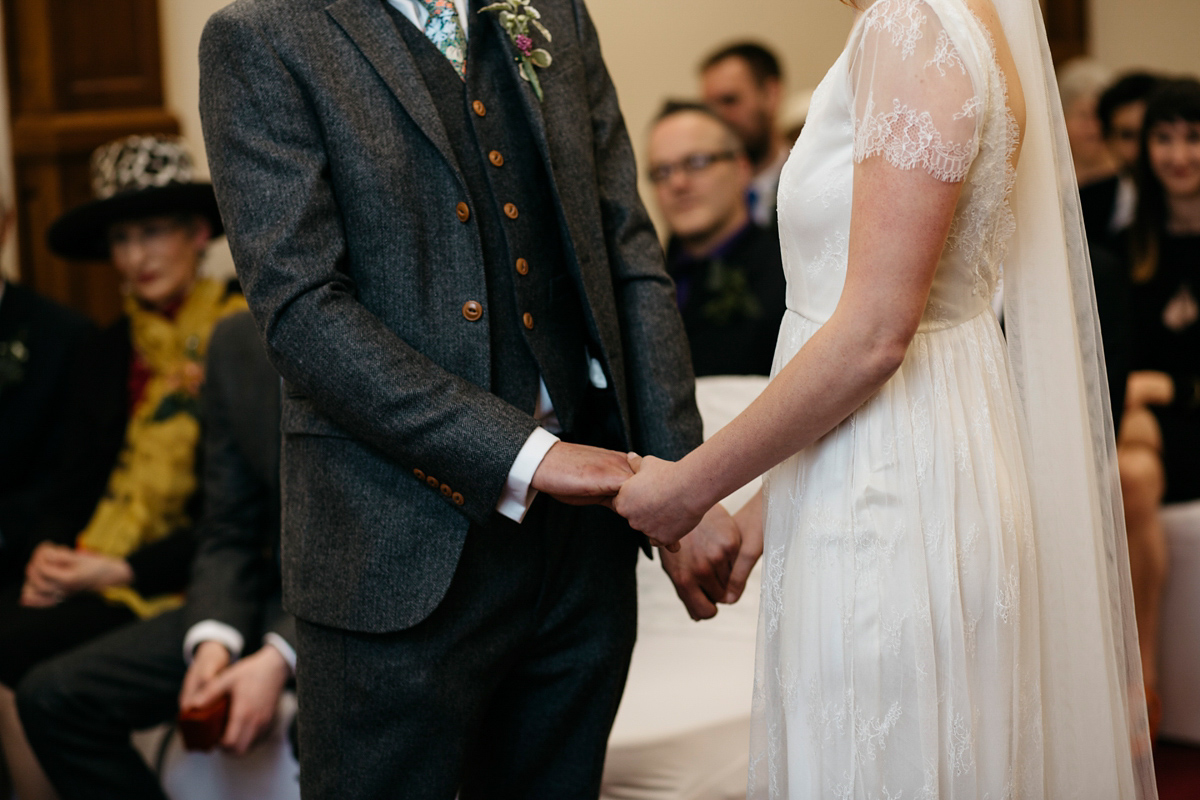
420, 0, 468, 79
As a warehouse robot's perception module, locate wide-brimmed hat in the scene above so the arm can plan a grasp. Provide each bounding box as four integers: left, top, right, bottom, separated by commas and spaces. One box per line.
47, 135, 224, 261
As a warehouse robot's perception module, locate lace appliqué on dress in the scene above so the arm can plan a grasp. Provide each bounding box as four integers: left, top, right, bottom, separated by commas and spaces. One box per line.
864, 0, 929, 60
855, 97, 977, 183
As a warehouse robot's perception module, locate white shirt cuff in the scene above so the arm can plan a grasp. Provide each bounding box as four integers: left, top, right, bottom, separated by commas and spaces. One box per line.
496, 427, 560, 523
183, 620, 245, 664
263, 633, 297, 676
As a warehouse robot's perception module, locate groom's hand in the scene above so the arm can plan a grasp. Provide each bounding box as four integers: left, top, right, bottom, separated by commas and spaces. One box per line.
660, 505, 742, 620
530, 442, 633, 507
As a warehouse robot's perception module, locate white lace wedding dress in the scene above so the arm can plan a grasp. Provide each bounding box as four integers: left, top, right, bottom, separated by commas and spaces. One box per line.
750, 1, 1073, 796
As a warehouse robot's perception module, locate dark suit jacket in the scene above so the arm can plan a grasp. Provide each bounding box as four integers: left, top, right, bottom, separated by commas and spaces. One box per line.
21, 316, 199, 597
0, 283, 91, 573
184, 312, 292, 649
667, 224, 787, 378
199, 0, 703, 633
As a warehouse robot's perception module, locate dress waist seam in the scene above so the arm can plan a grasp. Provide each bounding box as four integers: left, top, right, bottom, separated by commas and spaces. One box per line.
784, 304, 993, 333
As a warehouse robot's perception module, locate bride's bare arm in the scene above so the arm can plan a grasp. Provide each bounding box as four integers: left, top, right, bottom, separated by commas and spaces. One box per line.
616, 160, 964, 544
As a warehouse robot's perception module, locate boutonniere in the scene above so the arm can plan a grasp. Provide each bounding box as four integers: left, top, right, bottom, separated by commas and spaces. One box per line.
481, 0, 553, 102
701, 260, 762, 325
0, 327, 30, 394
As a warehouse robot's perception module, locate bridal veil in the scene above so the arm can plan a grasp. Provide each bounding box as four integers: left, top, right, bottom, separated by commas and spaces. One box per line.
997, 0, 1156, 796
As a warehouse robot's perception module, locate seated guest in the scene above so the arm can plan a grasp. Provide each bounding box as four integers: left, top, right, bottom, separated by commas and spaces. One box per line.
0, 135, 243, 798
1058, 58, 1119, 188
1081, 72, 1161, 243
648, 102, 786, 377
0, 238, 93, 584
1116, 78, 1200, 740
17, 312, 290, 800
700, 43, 788, 227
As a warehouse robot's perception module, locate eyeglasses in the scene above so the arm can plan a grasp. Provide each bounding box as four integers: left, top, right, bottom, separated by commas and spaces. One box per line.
648, 151, 738, 184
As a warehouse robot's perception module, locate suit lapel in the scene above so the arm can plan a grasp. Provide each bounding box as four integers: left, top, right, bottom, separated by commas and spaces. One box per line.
325, 0, 464, 184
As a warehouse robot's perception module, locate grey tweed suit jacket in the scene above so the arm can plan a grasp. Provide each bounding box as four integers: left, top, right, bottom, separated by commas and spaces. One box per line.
199, 0, 702, 633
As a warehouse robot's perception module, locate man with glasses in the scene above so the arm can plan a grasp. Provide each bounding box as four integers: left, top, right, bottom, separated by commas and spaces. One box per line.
649, 102, 786, 377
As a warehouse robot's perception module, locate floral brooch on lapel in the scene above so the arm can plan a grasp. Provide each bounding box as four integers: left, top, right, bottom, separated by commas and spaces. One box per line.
481, 0, 553, 102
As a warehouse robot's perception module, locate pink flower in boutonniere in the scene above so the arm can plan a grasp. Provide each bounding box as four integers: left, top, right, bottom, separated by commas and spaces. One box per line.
481, 0, 553, 102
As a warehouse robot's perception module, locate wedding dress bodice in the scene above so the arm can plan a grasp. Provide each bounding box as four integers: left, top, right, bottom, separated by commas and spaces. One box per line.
778, 0, 1019, 331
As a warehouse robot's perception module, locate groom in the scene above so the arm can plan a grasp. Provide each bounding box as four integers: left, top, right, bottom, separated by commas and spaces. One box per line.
199, 0, 741, 797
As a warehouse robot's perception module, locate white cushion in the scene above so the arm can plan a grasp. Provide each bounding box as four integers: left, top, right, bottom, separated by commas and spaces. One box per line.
1159, 500, 1200, 744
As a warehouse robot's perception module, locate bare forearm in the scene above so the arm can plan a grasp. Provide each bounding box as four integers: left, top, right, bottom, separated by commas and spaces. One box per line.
674, 315, 904, 513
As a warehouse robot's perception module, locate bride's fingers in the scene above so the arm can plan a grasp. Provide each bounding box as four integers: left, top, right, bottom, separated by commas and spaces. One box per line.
626, 452, 643, 472
653, 539, 681, 554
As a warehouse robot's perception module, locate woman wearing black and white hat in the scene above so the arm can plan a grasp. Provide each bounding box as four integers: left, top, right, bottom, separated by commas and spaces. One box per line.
0, 135, 244, 799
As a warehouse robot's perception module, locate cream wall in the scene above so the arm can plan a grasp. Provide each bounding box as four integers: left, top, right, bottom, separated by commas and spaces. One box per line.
1092, 0, 1200, 77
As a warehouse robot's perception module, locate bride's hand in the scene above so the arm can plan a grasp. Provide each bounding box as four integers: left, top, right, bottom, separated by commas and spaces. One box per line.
613, 453, 708, 551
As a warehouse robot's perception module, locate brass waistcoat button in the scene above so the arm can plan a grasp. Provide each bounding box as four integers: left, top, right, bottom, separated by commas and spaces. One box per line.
462, 301, 483, 321
426, 475, 440, 489
489, 150, 505, 167
440, 483, 452, 497
515, 258, 529, 276
523, 312, 534, 330
413, 468, 426, 481
456, 202, 470, 223
472, 100, 487, 117
452, 492, 465, 506
503, 203, 519, 220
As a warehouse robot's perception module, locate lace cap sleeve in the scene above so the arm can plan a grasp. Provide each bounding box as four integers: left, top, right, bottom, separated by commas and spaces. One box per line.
850, 0, 982, 183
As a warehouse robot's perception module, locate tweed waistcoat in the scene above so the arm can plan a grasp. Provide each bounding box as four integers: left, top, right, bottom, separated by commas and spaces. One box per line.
388, 1, 589, 431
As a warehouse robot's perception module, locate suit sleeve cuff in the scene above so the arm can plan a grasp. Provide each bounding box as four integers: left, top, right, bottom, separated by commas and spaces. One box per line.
263, 632, 297, 676
495, 427, 560, 523
183, 620, 245, 664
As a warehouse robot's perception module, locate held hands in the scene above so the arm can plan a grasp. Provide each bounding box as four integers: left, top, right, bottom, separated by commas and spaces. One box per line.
531, 444, 764, 614
530, 441, 634, 508
613, 454, 706, 550
20, 543, 134, 608
180, 641, 290, 756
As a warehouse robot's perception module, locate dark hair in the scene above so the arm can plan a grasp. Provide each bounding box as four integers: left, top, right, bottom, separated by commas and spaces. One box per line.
653, 100, 746, 151
1129, 78, 1200, 282
701, 42, 782, 86
1097, 72, 1161, 137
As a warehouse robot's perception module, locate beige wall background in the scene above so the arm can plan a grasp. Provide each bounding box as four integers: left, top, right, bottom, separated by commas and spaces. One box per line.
1092, 0, 1200, 77
149, 0, 1200, 263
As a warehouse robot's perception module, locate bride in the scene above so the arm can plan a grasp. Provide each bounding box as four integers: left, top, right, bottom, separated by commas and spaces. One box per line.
615, 0, 1157, 797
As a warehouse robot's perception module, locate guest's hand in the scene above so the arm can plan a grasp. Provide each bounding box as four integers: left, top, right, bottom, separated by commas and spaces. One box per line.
530, 442, 634, 508
1126, 370, 1174, 408
614, 454, 708, 551
20, 543, 133, 607
660, 505, 742, 620
184, 645, 291, 756
179, 640, 233, 712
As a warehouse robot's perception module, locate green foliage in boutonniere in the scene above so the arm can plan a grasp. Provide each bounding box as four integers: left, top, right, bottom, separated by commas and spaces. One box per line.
701, 261, 762, 325
0, 327, 30, 394
481, 0, 553, 102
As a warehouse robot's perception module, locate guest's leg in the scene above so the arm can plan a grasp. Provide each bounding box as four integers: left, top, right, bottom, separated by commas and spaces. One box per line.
1117, 406, 1169, 723
0, 685, 57, 800
0, 587, 138, 796
17, 610, 188, 800
460, 505, 639, 800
